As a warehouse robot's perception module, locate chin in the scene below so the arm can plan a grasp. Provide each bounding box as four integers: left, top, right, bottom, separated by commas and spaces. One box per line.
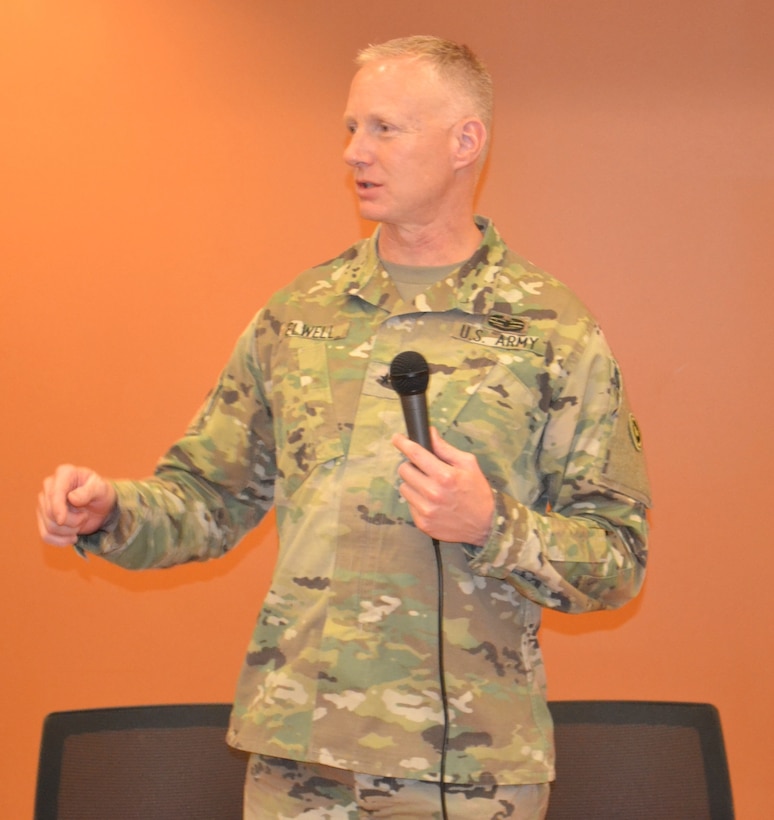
357, 205, 387, 223
360, 213, 389, 229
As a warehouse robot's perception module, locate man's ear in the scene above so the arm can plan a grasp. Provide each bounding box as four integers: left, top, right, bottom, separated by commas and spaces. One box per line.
452, 117, 487, 170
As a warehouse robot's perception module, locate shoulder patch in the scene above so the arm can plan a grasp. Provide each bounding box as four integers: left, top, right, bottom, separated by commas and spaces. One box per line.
628, 413, 643, 452
601, 391, 652, 507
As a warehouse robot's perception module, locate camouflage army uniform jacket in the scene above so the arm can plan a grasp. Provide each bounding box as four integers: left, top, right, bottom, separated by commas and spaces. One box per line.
80, 217, 651, 786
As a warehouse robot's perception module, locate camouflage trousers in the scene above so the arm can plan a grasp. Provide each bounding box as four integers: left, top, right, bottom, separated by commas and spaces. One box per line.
244, 754, 550, 819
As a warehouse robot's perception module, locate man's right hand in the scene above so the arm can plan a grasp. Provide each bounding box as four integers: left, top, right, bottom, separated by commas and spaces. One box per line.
37, 465, 117, 547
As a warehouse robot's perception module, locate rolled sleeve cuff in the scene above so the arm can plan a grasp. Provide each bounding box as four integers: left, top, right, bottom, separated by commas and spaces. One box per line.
463, 490, 530, 580
74, 481, 141, 558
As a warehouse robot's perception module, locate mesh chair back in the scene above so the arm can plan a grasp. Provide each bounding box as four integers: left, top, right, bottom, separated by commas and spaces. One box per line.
547, 701, 734, 820
35, 704, 246, 820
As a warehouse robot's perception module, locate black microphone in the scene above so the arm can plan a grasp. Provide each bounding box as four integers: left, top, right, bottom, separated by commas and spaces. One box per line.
389, 351, 433, 452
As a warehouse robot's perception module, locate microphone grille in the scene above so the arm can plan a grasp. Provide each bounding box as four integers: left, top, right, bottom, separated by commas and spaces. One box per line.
389, 351, 429, 395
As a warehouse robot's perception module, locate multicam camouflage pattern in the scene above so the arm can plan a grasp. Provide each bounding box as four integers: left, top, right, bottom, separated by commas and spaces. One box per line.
79, 217, 650, 786
245, 753, 550, 818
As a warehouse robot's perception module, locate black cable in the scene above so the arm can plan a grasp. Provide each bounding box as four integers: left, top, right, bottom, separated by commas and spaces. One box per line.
432, 536, 450, 820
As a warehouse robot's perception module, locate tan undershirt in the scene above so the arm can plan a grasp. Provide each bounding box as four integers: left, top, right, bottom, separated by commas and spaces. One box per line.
381, 259, 463, 303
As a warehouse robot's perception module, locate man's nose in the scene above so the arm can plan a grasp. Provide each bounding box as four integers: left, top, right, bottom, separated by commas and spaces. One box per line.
343, 130, 370, 166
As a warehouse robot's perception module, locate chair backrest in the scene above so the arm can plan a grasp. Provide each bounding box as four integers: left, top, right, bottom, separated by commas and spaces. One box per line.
546, 700, 734, 820
35, 703, 246, 820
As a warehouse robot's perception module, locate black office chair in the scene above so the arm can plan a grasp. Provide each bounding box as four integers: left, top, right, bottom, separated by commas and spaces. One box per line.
546, 700, 734, 820
35, 703, 247, 819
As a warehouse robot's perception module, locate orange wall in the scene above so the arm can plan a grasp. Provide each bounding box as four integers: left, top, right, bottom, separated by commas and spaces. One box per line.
3, 1, 773, 816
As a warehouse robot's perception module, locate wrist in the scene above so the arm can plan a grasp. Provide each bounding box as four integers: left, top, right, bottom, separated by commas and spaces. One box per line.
99, 501, 120, 533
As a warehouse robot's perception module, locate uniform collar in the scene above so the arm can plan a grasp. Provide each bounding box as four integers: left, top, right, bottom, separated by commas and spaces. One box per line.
335, 216, 508, 317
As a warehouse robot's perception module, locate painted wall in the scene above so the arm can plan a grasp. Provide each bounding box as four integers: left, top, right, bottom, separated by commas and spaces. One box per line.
3, 1, 772, 816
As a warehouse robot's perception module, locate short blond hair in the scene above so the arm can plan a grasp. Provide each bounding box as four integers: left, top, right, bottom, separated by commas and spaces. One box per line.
356, 35, 493, 133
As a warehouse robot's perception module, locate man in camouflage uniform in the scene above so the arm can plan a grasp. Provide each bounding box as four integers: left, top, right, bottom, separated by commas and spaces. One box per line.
38, 36, 650, 819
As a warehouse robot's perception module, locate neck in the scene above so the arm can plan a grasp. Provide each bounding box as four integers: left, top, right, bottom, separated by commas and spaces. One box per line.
378, 215, 482, 266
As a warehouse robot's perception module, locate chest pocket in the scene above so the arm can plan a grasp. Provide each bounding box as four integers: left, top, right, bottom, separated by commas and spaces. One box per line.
274, 341, 345, 498
432, 356, 549, 504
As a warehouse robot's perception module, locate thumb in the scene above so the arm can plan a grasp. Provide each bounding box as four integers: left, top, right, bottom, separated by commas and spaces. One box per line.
429, 427, 464, 465
67, 475, 103, 509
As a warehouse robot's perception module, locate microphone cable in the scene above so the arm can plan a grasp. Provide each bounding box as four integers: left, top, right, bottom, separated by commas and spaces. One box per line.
432, 536, 450, 820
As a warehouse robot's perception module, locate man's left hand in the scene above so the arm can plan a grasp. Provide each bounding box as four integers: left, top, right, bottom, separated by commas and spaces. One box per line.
392, 427, 495, 546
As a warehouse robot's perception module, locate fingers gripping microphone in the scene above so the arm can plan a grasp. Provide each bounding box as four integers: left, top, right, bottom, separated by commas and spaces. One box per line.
389, 351, 432, 452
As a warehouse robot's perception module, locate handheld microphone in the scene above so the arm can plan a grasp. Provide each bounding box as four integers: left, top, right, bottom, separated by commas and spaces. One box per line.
389, 351, 432, 452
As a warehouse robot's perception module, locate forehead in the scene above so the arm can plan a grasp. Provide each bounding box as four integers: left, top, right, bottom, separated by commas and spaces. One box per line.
344, 58, 451, 119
